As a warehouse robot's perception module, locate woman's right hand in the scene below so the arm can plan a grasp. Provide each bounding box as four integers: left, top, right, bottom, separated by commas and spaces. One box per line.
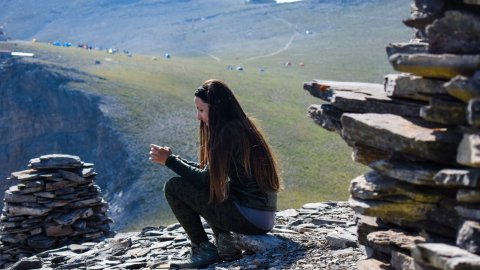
149, 144, 172, 165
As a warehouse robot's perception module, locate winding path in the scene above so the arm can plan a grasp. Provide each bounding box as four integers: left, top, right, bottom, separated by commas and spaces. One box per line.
247, 17, 299, 61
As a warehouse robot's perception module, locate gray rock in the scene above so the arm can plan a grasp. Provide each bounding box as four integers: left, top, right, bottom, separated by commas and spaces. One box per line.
59, 170, 87, 183
27, 235, 56, 250
384, 73, 447, 101
6, 257, 42, 270
54, 208, 93, 225
445, 76, 480, 103
341, 113, 461, 165
351, 145, 391, 166
304, 80, 384, 101
7, 205, 50, 216
412, 243, 480, 270
457, 220, 480, 255
307, 104, 343, 133
9, 170, 41, 182
326, 231, 357, 249
29, 154, 82, 169
420, 97, 467, 125
350, 171, 441, 203
391, 251, 415, 270
369, 159, 440, 186
386, 42, 429, 58
4, 191, 37, 203
357, 258, 390, 270
366, 229, 426, 254
457, 189, 480, 202
389, 53, 480, 79
426, 11, 480, 54
233, 234, 284, 253
457, 133, 480, 167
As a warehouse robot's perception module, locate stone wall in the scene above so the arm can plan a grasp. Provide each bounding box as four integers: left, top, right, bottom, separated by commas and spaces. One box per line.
0, 154, 114, 268
303, 0, 480, 269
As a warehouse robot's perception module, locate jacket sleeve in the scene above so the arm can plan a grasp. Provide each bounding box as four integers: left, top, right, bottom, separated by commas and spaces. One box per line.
165, 155, 208, 183
177, 156, 200, 168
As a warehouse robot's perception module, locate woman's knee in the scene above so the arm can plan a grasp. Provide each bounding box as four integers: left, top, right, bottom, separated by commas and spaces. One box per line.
163, 176, 183, 196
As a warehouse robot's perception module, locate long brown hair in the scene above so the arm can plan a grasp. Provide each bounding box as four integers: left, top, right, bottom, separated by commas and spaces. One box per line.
195, 79, 282, 202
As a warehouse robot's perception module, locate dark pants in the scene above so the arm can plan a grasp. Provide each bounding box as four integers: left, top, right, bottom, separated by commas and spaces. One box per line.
164, 176, 268, 245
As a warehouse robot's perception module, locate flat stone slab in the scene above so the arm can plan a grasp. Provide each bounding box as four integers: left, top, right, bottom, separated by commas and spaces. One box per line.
445, 75, 480, 103
351, 145, 390, 166
457, 189, 480, 203
304, 80, 384, 101
308, 104, 343, 133
341, 113, 462, 164
420, 97, 467, 125
349, 197, 435, 224
412, 243, 480, 270
350, 171, 441, 203
233, 233, 284, 252
29, 154, 83, 169
366, 229, 426, 254
384, 73, 447, 102
389, 53, 480, 79
369, 159, 441, 186
386, 42, 428, 58
304, 80, 423, 116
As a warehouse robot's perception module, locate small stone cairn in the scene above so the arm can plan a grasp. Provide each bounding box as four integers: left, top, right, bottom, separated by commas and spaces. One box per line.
304, 0, 480, 269
0, 154, 113, 268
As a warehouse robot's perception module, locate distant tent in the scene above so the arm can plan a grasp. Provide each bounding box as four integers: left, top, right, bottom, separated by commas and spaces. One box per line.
31, 38, 37, 43
63, 42, 72, 47
285, 61, 291, 66
52, 41, 62, 46
299, 62, 305, 67
236, 66, 244, 71
164, 53, 171, 59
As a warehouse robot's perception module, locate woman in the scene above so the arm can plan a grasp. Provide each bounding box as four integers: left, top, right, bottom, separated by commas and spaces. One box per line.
149, 79, 281, 269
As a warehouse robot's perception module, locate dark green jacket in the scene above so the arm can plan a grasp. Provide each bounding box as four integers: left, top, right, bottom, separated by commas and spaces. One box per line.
165, 122, 277, 211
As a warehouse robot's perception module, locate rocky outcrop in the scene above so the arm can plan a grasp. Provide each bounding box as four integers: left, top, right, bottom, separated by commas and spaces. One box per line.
0, 154, 114, 268
304, 0, 480, 269
4, 201, 363, 270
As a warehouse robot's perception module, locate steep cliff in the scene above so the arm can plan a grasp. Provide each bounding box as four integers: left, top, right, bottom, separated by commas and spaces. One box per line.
0, 57, 139, 229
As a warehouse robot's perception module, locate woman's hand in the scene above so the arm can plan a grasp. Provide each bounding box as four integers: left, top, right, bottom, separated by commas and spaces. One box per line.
149, 144, 172, 165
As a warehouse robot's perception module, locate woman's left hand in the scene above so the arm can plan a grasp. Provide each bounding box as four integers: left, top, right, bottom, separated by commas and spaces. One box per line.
149, 144, 172, 165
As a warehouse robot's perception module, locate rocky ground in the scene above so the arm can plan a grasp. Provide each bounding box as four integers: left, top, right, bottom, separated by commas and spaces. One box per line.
7, 201, 365, 269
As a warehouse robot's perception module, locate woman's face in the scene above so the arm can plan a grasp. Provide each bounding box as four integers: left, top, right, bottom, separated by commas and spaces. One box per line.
194, 97, 209, 126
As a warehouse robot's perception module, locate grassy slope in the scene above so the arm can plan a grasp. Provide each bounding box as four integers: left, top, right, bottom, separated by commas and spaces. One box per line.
4, 0, 411, 231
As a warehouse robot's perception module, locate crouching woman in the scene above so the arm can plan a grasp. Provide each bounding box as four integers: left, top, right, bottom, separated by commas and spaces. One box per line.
149, 79, 282, 269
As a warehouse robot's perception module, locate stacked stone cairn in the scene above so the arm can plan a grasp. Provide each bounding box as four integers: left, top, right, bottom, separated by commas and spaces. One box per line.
303, 0, 480, 269
0, 154, 113, 268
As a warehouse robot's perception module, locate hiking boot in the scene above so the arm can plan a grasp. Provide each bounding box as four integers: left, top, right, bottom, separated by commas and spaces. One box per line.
216, 233, 242, 261
169, 241, 220, 269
